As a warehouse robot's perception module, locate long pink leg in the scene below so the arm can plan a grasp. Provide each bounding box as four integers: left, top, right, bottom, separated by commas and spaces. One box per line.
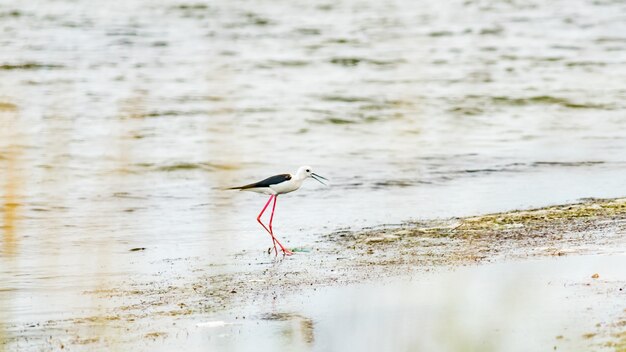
257, 195, 277, 254
269, 196, 293, 256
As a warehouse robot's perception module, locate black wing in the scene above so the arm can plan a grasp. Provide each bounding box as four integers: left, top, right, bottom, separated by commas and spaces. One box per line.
230, 174, 291, 190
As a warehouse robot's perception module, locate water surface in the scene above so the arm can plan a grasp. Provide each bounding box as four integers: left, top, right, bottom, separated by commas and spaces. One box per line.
136, 253, 626, 351
1, 0, 626, 345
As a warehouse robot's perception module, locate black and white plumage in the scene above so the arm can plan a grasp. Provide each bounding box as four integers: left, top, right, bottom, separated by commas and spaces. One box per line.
229, 166, 327, 195
228, 166, 328, 256
229, 174, 292, 191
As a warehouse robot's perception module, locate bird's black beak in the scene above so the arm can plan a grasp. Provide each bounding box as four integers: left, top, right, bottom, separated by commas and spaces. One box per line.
311, 173, 328, 185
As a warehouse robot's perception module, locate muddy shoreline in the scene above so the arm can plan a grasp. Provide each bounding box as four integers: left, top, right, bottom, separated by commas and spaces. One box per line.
2, 198, 626, 351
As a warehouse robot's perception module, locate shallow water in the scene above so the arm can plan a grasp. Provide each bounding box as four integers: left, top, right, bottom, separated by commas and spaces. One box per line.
142, 253, 626, 351
1, 0, 626, 345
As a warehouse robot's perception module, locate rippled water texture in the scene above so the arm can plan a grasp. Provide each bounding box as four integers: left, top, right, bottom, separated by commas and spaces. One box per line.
1, 0, 626, 347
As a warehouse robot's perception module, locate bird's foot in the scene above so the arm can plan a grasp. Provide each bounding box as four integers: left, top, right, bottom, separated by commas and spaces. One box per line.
267, 246, 292, 256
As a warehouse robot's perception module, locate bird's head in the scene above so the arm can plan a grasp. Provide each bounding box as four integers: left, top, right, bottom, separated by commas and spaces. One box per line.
296, 166, 328, 185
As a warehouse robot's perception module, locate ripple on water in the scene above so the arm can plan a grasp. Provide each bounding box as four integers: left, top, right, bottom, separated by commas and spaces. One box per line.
312, 113, 393, 125
328, 57, 404, 67
0, 10, 22, 18
128, 109, 210, 118
0, 62, 64, 70
320, 95, 376, 103
459, 95, 615, 110
127, 162, 241, 173
531, 161, 605, 167
495, 96, 613, 109
448, 106, 484, 116
256, 60, 310, 69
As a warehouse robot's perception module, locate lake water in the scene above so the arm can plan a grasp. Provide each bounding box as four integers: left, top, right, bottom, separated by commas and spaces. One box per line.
1, 0, 626, 346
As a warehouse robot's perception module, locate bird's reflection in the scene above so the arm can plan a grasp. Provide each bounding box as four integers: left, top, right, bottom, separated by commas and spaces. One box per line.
261, 312, 315, 346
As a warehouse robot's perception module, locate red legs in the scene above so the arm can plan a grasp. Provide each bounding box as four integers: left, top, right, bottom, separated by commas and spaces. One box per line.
257, 195, 277, 254
256, 195, 293, 256
269, 196, 293, 256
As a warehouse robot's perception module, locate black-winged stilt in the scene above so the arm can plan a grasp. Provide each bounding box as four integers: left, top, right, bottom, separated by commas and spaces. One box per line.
228, 166, 328, 256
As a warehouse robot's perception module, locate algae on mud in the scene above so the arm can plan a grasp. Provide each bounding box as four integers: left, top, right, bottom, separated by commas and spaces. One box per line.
347, 197, 626, 240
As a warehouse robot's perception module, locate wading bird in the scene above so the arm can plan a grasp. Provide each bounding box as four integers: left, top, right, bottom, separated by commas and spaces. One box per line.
228, 166, 328, 255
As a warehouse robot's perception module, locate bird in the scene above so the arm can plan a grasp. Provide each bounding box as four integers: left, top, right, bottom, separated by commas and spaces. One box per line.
228, 166, 328, 256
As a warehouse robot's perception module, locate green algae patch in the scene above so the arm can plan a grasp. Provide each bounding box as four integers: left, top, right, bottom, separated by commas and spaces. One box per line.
459, 198, 626, 232
347, 198, 626, 252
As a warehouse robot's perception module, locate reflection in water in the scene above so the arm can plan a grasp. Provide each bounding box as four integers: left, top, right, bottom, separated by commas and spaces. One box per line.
0, 111, 21, 257
1, 161, 19, 257
263, 312, 315, 346
0, 102, 21, 350
88, 93, 147, 347
294, 255, 626, 352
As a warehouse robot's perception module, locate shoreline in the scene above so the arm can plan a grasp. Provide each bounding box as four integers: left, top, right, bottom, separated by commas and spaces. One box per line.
2, 197, 626, 350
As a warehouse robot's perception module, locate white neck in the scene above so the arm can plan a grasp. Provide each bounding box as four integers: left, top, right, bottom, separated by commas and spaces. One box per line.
294, 169, 308, 181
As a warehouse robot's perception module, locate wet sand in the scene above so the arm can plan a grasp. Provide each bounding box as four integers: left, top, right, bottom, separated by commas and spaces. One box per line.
2, 197, 625, 351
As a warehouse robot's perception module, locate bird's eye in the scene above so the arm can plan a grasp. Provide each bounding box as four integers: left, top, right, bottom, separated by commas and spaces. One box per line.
306, 169, 310, 172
